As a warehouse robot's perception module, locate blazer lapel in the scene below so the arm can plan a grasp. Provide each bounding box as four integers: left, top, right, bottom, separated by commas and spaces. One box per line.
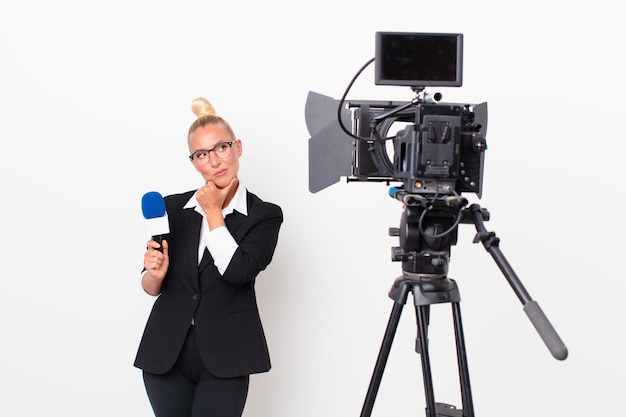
184, 208, 203, 268
225, 210, 246, 238
198, 247, 212, 272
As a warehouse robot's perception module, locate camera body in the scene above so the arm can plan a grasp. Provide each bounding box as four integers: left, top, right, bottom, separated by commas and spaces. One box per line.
349, 98, 487, 197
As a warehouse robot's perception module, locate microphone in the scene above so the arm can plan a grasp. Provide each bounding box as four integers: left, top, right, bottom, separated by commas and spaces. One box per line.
141, 191, 169, 252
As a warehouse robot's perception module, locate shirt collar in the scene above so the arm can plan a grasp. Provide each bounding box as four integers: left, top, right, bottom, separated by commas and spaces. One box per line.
184, 181, 248, 217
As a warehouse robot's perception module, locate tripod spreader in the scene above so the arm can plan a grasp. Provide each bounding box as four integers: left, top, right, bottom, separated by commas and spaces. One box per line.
467, 204, 568, 361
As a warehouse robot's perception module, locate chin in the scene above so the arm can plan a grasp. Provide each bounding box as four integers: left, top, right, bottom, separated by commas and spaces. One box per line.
214, 178, 232, 189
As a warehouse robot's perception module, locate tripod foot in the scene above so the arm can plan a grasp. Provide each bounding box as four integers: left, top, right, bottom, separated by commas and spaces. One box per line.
427, 403, 463, 417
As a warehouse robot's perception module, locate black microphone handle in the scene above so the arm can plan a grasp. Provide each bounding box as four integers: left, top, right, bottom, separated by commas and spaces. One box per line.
151, 235, 164, 253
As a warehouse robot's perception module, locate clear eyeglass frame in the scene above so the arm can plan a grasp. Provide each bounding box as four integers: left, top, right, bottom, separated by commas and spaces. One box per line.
188, 141, 235, 164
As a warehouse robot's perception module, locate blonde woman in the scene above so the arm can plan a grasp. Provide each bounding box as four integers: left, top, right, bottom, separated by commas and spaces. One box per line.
135, 98, 283, 417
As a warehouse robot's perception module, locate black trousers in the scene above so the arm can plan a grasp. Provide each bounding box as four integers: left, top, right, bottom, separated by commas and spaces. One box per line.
142, 326, 250, 417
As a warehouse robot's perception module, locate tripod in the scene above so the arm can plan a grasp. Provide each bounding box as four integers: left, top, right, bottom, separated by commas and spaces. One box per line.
359, 199, 568, 417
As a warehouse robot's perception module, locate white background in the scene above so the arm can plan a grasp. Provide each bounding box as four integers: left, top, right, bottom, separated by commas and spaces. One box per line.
1, 1, 623, 416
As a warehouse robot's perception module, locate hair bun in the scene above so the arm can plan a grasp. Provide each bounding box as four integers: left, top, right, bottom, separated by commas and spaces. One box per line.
191, 97, 217, 117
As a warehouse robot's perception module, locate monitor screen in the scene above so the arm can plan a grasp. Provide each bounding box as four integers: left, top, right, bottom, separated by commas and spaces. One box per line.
375, 32, 463, 88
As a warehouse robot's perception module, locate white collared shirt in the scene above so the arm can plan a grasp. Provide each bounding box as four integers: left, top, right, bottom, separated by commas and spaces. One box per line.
183, 182, 248, 274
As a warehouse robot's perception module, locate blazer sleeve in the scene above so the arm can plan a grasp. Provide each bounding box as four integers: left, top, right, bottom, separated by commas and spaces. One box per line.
220, 194, 283, 286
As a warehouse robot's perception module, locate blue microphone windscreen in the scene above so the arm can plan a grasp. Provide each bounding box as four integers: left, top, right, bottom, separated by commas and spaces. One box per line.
142, 191, 166, 219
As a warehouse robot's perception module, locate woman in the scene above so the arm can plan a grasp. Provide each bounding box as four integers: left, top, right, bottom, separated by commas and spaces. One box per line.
134, 97, 283, 417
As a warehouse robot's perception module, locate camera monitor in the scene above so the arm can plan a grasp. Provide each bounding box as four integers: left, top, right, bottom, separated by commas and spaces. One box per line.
375, 32, 463, 88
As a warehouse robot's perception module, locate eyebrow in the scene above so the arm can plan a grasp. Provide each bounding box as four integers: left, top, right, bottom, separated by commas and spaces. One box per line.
191, 140, 233, 153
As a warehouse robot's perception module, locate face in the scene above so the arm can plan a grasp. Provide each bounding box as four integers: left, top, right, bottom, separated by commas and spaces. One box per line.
188, 123, 242, 188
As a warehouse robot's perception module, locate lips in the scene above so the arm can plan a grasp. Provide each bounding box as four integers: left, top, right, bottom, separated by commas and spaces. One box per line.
214, 169, 227, 177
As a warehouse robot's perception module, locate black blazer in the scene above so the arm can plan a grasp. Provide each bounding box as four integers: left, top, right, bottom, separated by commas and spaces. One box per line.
134, 189, 283, 378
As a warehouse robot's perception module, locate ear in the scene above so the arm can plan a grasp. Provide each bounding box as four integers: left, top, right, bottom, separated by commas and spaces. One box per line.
235, 139, 243, 157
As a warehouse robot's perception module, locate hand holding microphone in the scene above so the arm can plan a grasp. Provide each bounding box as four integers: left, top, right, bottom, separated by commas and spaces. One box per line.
143, 239, 169, 282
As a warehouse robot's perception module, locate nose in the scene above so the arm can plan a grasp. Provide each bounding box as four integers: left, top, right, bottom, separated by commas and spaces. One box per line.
208, 151, 222, 166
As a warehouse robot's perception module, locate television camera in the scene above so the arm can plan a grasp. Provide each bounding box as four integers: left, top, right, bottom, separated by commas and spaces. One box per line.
305, 32, 567, 417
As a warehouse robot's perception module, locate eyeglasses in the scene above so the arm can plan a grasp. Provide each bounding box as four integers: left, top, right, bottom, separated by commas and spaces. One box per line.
189, 141, 235, 164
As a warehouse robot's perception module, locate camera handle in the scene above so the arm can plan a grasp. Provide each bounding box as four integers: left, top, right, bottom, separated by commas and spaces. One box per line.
467, 204, 568, 361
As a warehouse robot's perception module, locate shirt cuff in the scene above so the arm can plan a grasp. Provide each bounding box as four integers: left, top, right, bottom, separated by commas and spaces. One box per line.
204, 226, 238, 274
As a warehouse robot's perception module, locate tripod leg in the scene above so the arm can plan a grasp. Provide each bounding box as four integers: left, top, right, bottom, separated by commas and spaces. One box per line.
452, 302, 474, 417
416, 305, 438, 417
360, 301, 405, 417
415, 305, 430, 354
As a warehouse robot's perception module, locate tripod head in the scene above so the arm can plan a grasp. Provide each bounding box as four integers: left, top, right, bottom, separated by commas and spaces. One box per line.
388, 188, 485, 280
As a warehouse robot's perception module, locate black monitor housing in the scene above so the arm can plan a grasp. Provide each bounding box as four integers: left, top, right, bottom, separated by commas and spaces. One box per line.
375, 32, 463, 88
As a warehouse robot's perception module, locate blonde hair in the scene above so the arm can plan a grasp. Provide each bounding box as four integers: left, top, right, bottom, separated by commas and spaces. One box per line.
187, 97, 236, 139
